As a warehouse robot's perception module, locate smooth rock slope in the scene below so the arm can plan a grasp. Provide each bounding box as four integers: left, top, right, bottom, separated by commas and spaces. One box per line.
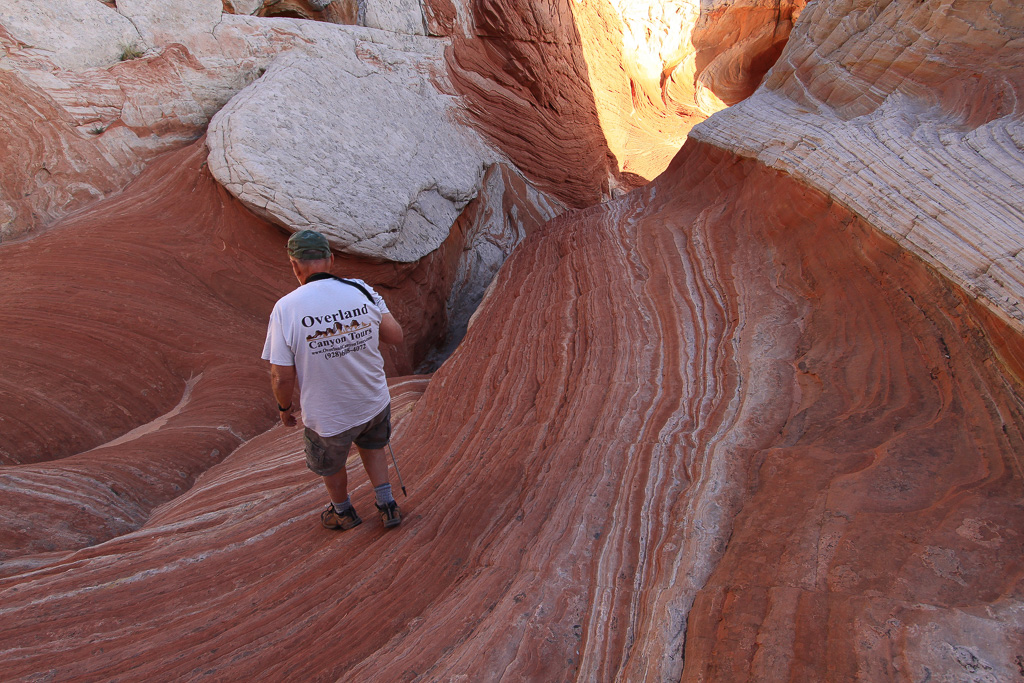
1, 140, 1021, 680
0, 137, 521, 568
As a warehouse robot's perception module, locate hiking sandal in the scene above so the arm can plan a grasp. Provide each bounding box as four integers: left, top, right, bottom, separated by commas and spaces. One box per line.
376, 501, 401, 528
321, 503, 362, 530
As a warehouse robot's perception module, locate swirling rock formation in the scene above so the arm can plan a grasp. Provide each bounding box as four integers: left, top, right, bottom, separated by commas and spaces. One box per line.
690, 0, 807, 109
2, 138, 1021, 680
1, 0, 1023, 680
0, 135, 556, 565
692, 0, 1024, 341
442, 0, 809, 201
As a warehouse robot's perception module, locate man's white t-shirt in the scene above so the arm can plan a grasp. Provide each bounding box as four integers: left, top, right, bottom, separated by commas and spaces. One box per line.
262, 277, 390, 437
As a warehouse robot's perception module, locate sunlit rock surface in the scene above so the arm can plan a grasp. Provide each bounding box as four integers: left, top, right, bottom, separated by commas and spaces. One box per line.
692, 0, 1024, 342
441, 0, 808, 202
2, 138, 1022, 679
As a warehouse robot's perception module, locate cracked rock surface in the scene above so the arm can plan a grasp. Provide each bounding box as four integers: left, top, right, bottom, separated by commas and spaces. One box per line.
207, 25, 499, 262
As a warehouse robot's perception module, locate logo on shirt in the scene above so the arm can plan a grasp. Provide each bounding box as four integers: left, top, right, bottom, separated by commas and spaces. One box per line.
302, 305, 372, 359
306, 319, 370, 342
301, 304, 368, 334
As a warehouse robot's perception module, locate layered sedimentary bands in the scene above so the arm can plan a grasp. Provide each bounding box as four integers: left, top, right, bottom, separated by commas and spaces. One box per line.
3, 139, 1023, 678
443, 0, 808, 204
2, 0, 1023, 681
693, 0, 1024, 343
0, 136, 510, 567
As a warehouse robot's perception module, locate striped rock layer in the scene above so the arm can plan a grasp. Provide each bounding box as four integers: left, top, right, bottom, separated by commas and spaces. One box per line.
1, 140, 1021, 680
2, 0, 1023, 680
692, 0, 1024, 347
0, 138, 550, 569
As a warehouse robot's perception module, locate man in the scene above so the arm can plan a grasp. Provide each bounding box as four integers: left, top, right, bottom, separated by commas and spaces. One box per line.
263, 229, 405, 530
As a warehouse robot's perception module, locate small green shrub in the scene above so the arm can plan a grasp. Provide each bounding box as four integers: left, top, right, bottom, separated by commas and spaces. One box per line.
118, 41, 144, 61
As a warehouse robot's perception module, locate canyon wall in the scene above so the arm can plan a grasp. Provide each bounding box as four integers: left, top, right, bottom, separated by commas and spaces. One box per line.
2, 138, 1021, 681
441, 0, 808, 204
693, 0, 1024, 345
1, 0, 1022, 681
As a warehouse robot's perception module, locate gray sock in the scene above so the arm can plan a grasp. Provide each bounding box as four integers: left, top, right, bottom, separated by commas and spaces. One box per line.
374, 483, 394, 507
333, 497, 353, 514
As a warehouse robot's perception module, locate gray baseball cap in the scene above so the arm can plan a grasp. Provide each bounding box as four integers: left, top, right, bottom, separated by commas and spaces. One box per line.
287, 230, 331, 260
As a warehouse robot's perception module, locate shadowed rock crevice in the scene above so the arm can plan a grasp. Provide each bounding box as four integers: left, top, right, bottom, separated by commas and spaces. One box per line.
252, 0, 359, 24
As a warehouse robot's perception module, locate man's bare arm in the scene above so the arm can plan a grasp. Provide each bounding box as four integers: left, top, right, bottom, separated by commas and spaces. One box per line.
380, 313, 404, 346
270, 363, 297, 426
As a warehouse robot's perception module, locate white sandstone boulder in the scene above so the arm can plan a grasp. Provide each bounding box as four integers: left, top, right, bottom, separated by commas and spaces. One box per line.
207, 25, 498, 262
0, 0, 144, 70
115, 0, 224, 48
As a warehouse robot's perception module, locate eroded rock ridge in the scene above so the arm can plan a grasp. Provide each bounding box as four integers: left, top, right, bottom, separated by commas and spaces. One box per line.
0, 0, 1022, 681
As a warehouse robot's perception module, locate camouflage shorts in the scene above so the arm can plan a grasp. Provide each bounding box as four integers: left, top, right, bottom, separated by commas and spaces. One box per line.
302, 404, 391, 477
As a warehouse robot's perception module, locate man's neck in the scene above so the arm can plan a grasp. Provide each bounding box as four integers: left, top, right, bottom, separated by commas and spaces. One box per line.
304, 271, 336, 285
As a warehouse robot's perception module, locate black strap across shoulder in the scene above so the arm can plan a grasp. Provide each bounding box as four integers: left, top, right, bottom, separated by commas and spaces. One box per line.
304, 272, 376, 305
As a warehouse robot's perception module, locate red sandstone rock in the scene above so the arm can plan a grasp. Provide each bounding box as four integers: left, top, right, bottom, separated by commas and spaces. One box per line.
2, 1, 1023, 680
441, 0, 809, 201
690, 0, 807, 108
0, 138, 489, 563
1, 140, 1021, 680
692, 0, 1024, 366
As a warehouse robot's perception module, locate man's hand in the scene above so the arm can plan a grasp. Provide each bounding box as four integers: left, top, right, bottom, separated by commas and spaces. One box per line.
280, 405, 296, 427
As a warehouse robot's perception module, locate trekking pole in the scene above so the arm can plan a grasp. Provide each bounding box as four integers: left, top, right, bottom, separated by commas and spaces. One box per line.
387, 441, 407, 497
